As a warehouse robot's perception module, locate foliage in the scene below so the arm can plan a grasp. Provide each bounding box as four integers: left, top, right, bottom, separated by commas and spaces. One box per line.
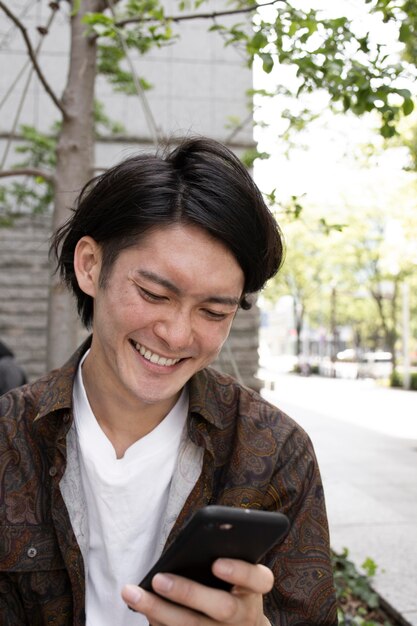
81, 0, 417, 145
93, 100, 126, 136
370, 0, 417, 66
0, 125, 56, 220
333, 549, 394, 625
241, 147, 270, 168
265, 215, 331, 356
212, 1, 416, 140
402, 116, 417, 170
334, 549, 379, 610
13, 124, 57, 170
0, 188, 14, 227
83, 1, 176, 95
390, 370, 417, 390
2, 0, 417, 181
0, 101, 126, 224
264, 187, 417, 360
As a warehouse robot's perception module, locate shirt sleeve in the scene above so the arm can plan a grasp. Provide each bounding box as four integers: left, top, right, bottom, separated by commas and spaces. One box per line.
0, 574, 28, 625
262, 425, 338, 626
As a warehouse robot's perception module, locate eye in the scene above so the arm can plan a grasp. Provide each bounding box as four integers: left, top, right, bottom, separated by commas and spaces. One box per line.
137, 286, 167, 303
202, 309, 229, 321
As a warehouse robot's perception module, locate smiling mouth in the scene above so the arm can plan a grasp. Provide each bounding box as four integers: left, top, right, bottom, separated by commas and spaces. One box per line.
130, 340, 183, 367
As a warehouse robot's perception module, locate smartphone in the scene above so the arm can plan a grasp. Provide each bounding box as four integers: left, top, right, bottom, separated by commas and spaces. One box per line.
139, 505, 289, 592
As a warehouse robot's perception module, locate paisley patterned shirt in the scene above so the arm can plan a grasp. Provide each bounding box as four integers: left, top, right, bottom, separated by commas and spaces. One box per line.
0, 339, 337, 625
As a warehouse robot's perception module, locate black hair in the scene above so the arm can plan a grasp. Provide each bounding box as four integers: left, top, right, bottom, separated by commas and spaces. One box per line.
51, 136, 284, 327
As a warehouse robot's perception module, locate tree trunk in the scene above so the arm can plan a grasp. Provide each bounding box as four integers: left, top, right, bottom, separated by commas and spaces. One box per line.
386, 284, 399, 372
47, 1, 100, 370
371, 280, 399, 371
293, 298, 303, 358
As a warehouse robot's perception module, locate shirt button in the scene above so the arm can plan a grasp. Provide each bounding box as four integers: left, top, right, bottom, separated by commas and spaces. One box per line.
49, 466, 57, 477
63, 415, 70, 424
27, 547, 37, 558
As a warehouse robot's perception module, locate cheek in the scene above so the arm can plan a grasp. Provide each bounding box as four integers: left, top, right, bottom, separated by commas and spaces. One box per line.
95, 299, 139, 339
106, 288, 144, 321
199, 323, 233, 356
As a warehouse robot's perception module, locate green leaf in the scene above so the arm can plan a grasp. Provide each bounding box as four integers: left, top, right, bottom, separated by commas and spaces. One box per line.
260, 53, 274, 74
396, 88, 412, 99
381, 123, 396, 138
361, 557, 377, 578
399, 23, 411, 43
82, 13, 114, 26
402, 98, 414, 116
288, 21, 299, 37
240, 148, 270, 168
319, 218, 347, 234
357, 35, 370, 53
251, 30, 268, 51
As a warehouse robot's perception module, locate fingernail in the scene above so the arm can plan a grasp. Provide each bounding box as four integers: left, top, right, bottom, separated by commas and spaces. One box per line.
123, 584, 143, 605
153, 573, 174, 592
214, 559, 233, 576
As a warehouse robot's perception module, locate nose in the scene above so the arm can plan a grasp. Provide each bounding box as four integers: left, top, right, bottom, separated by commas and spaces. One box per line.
153, 308, 194, 353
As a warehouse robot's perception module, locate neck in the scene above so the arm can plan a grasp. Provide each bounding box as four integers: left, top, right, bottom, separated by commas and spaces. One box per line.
80, 357, 180, 459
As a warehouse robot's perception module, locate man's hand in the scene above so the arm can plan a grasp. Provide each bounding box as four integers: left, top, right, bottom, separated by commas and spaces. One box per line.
121, 558, 273, 626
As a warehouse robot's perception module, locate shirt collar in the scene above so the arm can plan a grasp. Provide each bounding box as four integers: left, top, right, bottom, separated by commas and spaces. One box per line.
34, 336, 92, 422
35, 336, 234, 432
188, 367, 237, 430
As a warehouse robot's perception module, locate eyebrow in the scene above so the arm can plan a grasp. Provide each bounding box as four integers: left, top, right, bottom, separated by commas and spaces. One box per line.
135, 270, 241, 307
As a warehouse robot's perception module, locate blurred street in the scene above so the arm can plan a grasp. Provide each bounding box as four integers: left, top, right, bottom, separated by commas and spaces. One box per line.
261, 373, 417, 626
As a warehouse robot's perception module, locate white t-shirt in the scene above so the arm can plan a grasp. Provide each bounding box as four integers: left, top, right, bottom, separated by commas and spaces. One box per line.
73, 355, 188, 626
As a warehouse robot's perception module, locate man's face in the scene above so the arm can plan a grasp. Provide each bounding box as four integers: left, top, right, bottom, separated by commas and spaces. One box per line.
75, 224, 245, 419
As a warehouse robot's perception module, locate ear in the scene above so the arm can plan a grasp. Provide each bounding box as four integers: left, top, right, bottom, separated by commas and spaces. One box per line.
74, 236, 102, 297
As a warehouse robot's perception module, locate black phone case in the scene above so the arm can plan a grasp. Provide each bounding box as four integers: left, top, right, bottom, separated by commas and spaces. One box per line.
139, 505, 289, 591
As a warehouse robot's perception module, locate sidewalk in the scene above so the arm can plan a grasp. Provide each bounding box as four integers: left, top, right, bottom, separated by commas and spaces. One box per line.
262, 374, 417, 626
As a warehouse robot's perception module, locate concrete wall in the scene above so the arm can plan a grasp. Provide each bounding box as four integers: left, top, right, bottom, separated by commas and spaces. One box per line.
0, 0, 254, 145
0, 214, 51, 380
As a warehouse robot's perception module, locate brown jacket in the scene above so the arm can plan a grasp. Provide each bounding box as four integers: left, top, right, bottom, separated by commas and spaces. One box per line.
0, 340, 337, 625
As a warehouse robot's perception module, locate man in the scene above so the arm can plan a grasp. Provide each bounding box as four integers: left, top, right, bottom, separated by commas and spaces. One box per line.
0, 137, 337, 625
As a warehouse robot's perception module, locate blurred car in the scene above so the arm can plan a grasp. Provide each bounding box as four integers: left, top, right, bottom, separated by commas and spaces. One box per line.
357, 351, 393, 379
336, 349, 357, 362
332, 349, 359, 378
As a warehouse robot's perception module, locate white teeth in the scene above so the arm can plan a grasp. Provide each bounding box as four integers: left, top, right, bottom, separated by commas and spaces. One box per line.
133, 342, 180, 367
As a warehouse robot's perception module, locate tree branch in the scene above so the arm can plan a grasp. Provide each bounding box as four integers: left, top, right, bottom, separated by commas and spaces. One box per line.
115, 0, 284, 27
0, 168, 54, 184
0, 1, 65, 115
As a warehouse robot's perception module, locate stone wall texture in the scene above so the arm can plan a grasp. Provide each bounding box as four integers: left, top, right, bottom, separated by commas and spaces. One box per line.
0, 214, 51, 380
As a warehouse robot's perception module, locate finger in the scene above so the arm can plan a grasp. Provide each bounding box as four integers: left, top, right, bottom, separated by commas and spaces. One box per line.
122, 584, 177, 624
151, 573, 240, 622
212, 560, 274, 594
121, 584, 146, 611
122, 581, 211, 626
